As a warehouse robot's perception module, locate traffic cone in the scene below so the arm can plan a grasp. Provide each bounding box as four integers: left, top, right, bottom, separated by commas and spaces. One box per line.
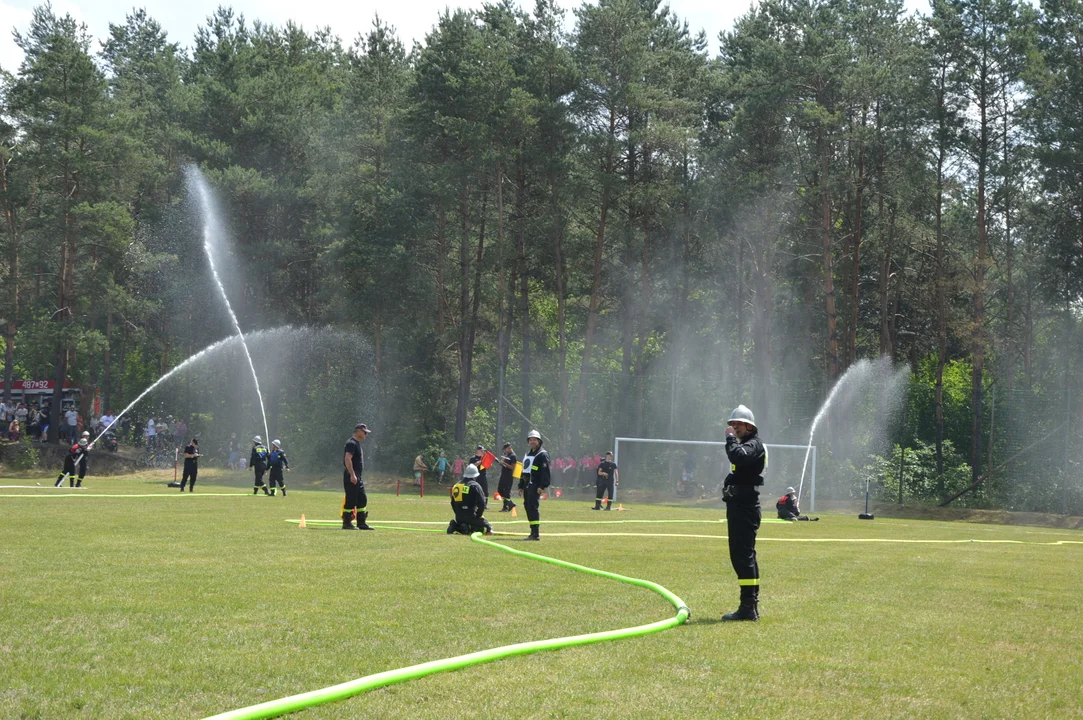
511, 506, 518, 518
494, 492, 503, 502
299, 513, 307, 529
618, 503, 625, 511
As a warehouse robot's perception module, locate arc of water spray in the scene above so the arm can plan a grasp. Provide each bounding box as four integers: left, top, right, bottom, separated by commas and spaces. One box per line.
188, 167, 270, 444
59, 334, 247, 483
797, 360, 872, 502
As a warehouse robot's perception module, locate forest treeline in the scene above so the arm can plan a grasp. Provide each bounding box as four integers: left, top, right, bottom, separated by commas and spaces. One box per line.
1, 0, 1081, 511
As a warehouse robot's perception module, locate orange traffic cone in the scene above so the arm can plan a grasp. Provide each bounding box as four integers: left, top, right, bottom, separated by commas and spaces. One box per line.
617, 503, 625, 511
299, 513, 307, 529
511, 506, 518, 518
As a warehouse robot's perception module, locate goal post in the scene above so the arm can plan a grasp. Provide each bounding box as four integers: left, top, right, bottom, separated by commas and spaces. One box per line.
613, 437, 817, 512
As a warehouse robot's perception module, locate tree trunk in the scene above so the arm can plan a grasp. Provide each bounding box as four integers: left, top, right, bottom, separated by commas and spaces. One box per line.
552, 181, 569, 448
515, 153, 531, 437
1, 150, 20, 406
971, 99, 989, 484
574, 109, 617, 443
436, 193, 448, 335
934, 71, 949, 480
849, 121, 865, 364
454, 183, 473, 444
821, 138, 839, 383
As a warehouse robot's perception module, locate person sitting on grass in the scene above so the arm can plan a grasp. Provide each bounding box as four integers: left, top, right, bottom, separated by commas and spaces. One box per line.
447, 463, 492, 536
776, 487, 819, 521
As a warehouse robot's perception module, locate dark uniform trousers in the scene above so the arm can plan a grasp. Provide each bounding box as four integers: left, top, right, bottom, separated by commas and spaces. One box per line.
342, 472, 368, 515
596, 476, 615, 504
524, 479, 542, 525
59, 455, 88, 486
269, 467, 285, 491
453, 509, 492, 535
180, 462, 197, 490
726, 497, 761, 602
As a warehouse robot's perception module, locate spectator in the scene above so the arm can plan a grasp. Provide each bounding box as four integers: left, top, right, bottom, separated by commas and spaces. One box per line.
452, 455, 465, 477
7, 417, 21, 441
413, 451, 429, 487
434, 450, 449, 484
64, 406, 78, 444
174, 419, 187, 448
0, 399, 10, 424
145, 418, 157, 448
15, 402, 28, 425
40, 404, 51, 441
226, 432, 239, 470
157, 418, 170, 446
27, 407, 41, 441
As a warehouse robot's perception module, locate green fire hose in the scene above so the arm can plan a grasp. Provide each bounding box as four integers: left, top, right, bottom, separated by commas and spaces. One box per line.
202, 532, 690, 720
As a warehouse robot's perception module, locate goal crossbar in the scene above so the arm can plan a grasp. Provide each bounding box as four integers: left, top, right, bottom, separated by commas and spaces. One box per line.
613, 437, 817, 512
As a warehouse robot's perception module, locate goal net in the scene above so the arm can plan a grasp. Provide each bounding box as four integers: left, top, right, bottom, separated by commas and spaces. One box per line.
611, 437, 817, 511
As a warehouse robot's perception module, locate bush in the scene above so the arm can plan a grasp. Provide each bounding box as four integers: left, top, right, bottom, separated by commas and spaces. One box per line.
864, 440, 973, 505
6, 437, 42, 472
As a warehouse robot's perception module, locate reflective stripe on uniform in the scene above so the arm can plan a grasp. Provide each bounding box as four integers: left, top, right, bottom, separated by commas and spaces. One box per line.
737, 578, 760, 586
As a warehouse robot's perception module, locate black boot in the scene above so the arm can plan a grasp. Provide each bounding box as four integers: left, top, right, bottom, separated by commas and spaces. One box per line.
358, 511, 374, 530
253, 486, 259, 495
592, 500, 601, 510
75, 479, 82, 487
524, 524, 540, 541
280, 487, 286, 497
603, 501, 612, 511
262, 486, 270, 496
722, 585, 759, 622
69, 478, 75, 487
342, 511, 357, 530
447, 520, 458, 534
55, 476, 64, 487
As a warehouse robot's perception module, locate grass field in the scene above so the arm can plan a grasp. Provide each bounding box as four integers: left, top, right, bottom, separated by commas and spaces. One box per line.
2, 468, 1083, 719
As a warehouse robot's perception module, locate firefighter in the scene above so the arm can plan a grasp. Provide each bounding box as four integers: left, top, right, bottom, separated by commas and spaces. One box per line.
593, 451, 618, 510
447, 463, 493, 536
496, 442, 517, 512
268, 439, 290, 496
776, 487, 818, 521
342, 423, 373, 530
250, 436, 270, 495
469, 444, 490, 503
55, 431, 90, 487
518, 429, 550, 541
721, 405, 766, 622
179, 438, 200, 492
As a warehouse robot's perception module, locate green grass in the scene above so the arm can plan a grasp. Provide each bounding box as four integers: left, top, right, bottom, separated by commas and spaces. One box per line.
2, 468, 1082, 719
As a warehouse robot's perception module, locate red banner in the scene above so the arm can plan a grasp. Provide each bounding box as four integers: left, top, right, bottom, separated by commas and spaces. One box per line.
0, 380, 75, 391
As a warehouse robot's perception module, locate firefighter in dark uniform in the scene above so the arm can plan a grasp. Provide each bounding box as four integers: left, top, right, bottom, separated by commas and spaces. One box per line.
55, 432, 90, 487
593, 451, 618, 510
447, 463, 493, 535
518, 429, 550, 541
721, 405, 766, 621
342, 423, 374, 530
250, 436, 270, 495
179, 438, 200, 492
469, 444, 490, 504
268, 439, 290, 496
777, 487, 818, 521
496, 442, 517, 512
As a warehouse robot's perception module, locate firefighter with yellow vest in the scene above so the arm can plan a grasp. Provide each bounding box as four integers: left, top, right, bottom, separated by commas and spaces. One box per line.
447, 463, 492, 536
721, 405, 766, 621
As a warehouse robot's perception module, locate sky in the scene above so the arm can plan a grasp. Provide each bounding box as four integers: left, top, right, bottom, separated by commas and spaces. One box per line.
0, 0, 931, 76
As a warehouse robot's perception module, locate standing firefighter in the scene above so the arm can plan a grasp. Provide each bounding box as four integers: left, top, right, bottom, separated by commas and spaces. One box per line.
721, 405, 767, 621
593, 451, 618, 510
250, 436, 270, 495
179, 438, 200, 492
518, 430, 550, 541
55, 432, 91, 487
496, 442, 517, 512
268, 440, 290, 496
447, 464, 493, 536
342, 423, 374, 530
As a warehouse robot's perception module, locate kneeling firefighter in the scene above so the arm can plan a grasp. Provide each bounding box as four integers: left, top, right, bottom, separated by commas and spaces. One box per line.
447, 463, 492, 536
721, 405, 766, 621
777, 486, 818, 521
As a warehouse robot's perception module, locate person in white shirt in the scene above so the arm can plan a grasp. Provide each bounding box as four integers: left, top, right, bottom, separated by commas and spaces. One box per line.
145, 418, 157, 448
64, 407, 78, 443
0, 401, 10, 423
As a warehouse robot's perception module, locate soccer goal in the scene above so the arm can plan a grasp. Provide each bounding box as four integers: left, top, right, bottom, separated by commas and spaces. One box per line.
612, 437, 817, 511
